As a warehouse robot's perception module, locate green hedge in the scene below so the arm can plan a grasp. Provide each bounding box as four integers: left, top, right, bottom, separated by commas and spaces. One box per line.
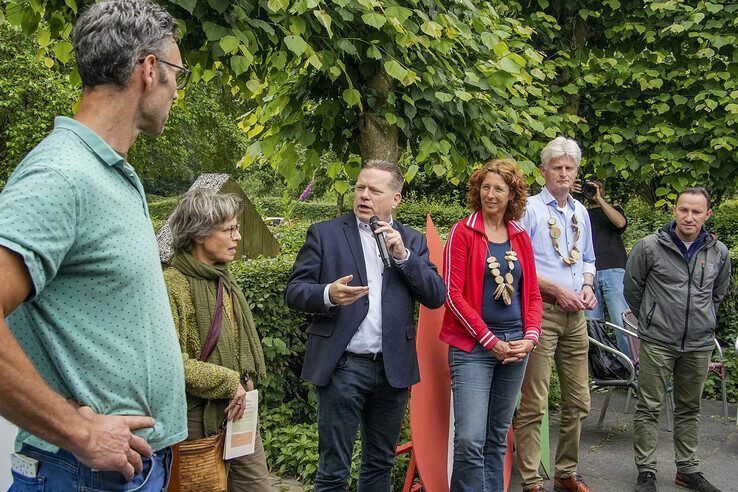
254, 197, 339, 222
230, 255, 316, 423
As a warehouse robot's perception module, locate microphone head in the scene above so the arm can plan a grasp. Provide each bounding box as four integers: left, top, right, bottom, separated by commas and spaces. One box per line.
369, 215, 381, 231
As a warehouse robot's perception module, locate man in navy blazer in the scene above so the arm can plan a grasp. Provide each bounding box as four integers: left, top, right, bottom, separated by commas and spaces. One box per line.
286, 159, 446, 491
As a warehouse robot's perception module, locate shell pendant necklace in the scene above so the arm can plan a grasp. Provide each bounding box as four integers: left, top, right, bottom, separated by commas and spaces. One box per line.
548, 206, 581, 265
486, 243, 517, 305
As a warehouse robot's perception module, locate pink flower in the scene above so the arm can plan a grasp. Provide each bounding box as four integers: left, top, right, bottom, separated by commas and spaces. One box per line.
299, 179, 315, 201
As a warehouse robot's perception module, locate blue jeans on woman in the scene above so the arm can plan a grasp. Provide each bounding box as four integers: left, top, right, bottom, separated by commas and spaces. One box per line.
449, 331, 529, 492
10, 444, 172, 491
586, 267, 632, 359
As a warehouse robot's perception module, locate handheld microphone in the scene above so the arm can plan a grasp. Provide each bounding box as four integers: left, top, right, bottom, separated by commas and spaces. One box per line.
369, 215, 392, 269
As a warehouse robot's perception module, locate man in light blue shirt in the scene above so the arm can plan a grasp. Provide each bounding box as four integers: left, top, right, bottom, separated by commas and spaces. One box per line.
0, 1, 189, 490
513, 136, 597, 492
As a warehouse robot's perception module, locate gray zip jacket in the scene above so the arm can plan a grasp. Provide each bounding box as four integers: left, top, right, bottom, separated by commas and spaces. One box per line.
623, 225, 731, 352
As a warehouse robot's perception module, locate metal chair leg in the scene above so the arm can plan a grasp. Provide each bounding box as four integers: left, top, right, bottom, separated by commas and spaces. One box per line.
721, 378, 729, 425
624, 387, 633, 414
598, 388, 614, 430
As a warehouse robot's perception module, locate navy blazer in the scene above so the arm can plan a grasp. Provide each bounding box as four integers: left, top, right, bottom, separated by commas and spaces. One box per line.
285, 213, 446, 388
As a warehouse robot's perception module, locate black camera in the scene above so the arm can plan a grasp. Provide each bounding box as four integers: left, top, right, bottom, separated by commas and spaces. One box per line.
581, 179, 598, 200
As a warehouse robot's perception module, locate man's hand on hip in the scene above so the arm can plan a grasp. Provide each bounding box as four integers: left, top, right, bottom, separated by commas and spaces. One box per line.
71, 406, 155, 481
328, 274, 370, 306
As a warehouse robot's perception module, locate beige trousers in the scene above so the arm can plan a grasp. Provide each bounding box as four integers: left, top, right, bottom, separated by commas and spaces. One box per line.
187, 402, 271, 492
513, 303, 591, 487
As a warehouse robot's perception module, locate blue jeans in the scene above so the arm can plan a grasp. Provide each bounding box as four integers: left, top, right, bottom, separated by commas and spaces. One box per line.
449, 332, 529, 492
315, 353, 409, 492
586, 267, 632, 359
9, 445, 172, 492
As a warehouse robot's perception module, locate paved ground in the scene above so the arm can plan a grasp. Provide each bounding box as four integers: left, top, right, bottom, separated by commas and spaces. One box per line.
8, 392, 736, 492
513, 389, 738, 492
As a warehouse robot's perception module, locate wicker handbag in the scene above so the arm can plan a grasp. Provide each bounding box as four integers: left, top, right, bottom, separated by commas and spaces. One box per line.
170, 431, 227, 492
169, 277, 229, 492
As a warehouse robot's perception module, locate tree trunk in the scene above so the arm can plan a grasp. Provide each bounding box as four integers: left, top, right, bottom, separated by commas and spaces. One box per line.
358, 69, 400, 163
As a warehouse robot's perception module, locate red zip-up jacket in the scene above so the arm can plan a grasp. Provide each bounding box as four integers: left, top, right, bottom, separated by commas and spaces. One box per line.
440, 211, 543, 352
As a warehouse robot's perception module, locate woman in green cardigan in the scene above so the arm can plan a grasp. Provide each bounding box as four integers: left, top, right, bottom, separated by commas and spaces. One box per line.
165, 189, 269, 491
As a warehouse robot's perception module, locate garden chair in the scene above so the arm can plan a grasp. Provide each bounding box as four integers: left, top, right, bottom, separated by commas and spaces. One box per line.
587, 318, 637, 430
708, 339, 729, 425
623, 310, 730, 426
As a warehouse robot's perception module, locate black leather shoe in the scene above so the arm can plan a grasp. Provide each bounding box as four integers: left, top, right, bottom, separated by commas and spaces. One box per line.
675, 471, 721, 492
636, 471, 657, 492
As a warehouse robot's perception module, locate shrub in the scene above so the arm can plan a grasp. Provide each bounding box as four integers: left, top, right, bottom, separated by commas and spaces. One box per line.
230, 255, 316, 421
396, 197, 468, 231
254, 196, 338, 222
0, 24, 76, 184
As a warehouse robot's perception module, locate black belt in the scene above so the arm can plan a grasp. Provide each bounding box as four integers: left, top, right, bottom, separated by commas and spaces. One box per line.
345, 351, 383, 361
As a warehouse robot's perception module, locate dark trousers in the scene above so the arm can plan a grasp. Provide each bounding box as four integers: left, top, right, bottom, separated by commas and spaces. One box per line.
315, 353, 409, 492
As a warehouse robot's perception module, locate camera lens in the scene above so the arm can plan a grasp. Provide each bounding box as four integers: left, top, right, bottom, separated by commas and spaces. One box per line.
583, 182, 597, 199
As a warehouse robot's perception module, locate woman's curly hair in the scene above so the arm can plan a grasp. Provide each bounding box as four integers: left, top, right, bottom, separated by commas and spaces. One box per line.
466, 158, 529, 222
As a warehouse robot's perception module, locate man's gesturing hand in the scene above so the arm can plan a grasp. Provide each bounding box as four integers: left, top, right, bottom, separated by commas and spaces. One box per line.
72, 406, 154, 481
328, 274, 370, 305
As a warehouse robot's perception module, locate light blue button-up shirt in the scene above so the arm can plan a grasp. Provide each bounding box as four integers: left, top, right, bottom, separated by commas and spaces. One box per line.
521, 186, 596, 292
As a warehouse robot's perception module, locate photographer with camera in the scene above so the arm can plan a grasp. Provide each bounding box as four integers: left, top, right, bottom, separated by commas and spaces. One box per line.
573, 178, 632, 359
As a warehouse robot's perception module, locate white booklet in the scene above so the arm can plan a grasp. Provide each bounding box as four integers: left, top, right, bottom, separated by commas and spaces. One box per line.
223, 389, 259, 460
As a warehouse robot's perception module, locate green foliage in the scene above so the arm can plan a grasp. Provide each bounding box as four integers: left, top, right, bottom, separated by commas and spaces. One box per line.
265, 221, 312, 256
708, 199, 738, 252
4, 0, 559, 193
5, 0, 738, 199
621, 197, 671, 251
230, 255, 316, 420
130, 80, 251, 195
522, 0, 738, 203
261, 405, 320, 485
395, 197, 468, 231
254, 196, 338, 223
0, 23, 76, 184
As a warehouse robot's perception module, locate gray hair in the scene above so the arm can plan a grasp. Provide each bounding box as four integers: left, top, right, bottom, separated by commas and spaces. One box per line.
540, 136, 582, 168
170, 190, 244, 253
72, 0, 178, 88
362, 159, 404, 192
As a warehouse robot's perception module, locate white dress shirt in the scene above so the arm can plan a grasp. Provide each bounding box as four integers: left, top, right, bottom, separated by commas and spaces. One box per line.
322, 218, 409, 354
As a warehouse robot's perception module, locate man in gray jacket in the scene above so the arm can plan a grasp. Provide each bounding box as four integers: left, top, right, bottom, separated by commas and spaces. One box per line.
624, 187, 731, 492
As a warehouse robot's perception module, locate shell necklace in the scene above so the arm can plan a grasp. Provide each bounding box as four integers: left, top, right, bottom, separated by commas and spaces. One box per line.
548, 206, 581, 265
486, 244, 518, 306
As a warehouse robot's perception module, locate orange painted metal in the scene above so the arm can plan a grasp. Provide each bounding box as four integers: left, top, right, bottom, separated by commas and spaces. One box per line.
406, 214, 452, 492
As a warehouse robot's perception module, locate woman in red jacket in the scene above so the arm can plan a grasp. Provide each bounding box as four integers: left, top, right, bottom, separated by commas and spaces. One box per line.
440, 158, 543, 492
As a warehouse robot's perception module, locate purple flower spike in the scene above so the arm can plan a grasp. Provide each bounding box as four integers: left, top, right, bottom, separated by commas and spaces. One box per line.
299, 179, 315, 201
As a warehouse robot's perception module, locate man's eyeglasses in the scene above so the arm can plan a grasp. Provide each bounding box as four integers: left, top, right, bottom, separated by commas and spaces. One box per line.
137, 56, 191, 90
219, 223, 240, 239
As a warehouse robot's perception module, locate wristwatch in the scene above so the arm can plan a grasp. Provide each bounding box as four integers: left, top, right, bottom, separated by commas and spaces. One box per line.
582, 282, 594, 290
241, 372, 251, 387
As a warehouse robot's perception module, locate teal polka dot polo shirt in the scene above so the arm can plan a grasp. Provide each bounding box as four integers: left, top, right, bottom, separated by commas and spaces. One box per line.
0, 117, 187, 453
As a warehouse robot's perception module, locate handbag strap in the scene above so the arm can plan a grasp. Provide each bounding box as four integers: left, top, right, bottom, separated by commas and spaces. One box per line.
199, 276, 225, 362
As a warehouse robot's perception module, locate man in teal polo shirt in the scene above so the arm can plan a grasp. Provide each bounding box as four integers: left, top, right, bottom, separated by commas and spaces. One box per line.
0, 1, 189, 489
